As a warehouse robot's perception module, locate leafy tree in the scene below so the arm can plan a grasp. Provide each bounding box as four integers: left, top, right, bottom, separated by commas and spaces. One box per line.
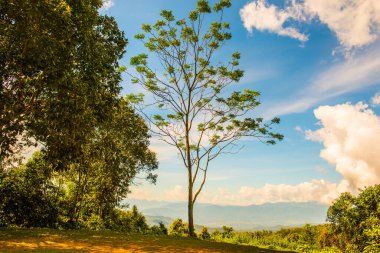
0, 99, 157, 229
61, 99, 157, 227
0, 0, 127, 167
0, 152, 61, 227
327, 185, 380, 252
168, 218, 188, 237
129, 0, 283, 236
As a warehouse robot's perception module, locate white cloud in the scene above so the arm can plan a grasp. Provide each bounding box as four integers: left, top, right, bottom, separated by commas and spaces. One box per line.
240, 0, 380, 51
129, 180, 349, 205
306, 102, 380, 190
302, 0, 380, 50
372, 92, 380, 106
240, 0, 308, 42
101, 0, 114, 10
264, 43, 380, 118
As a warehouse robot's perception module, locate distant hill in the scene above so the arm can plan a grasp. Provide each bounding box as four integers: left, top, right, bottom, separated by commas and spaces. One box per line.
124, 199, 329, 231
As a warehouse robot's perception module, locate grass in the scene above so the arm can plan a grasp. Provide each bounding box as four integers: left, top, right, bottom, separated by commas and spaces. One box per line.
0, 228, 298, 253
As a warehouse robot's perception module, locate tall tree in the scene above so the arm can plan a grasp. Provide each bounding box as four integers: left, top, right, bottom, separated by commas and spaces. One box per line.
129, 0, 283, 236
63, 98, 158, 226
0, 0, 127, 167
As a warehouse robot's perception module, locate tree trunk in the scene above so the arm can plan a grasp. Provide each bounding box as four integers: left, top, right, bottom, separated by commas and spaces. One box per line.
188, 182, 195, 237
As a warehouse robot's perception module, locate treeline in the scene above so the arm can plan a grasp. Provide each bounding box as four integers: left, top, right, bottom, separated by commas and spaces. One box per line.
166, 185, 380, 253
0, 151, 156, 230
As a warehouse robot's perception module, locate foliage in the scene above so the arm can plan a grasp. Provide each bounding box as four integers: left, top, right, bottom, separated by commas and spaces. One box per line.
0, 0, 127, 167
209, 224, 338, 252
197, 226, 211, 240
168, 219, 188, 237
61, 99, 157, 227
129, 0, 283, 236
107, 206, 149, 233
327, 184, 380, 252
0, 152, 61, 227
150, 222, 169, 235
0, 103, 157, 230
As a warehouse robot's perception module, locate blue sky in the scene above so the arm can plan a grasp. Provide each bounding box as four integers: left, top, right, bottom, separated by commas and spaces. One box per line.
101, 0, 380, 205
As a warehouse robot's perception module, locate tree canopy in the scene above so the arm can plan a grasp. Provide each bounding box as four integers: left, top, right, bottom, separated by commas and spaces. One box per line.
327, 185, 380, 252
0, 0, 127, 167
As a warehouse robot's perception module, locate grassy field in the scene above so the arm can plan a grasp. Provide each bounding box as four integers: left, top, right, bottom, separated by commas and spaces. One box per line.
0, 228, 297, 253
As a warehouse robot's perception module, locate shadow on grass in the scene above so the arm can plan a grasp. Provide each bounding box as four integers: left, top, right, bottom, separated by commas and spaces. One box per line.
0, 228, 297, 253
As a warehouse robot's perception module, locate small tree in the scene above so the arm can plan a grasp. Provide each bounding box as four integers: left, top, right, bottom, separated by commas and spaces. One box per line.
168, 218, 188, 237
129, 0, 283, 236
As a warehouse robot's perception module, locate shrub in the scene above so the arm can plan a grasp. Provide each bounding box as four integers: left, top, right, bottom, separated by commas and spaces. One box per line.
84, 214, 105, 231
168, 219, 188, 237
150, 222, 168, 235
197, 226, 211, 240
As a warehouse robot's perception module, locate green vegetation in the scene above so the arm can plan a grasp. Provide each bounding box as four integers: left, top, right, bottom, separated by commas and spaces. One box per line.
327, 185, 380, 252
1, 0, 127, 167
210, 224, 339, 253
129, 0, 283, 236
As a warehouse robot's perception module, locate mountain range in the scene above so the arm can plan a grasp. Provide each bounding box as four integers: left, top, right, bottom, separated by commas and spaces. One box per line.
124, 199, 329, 231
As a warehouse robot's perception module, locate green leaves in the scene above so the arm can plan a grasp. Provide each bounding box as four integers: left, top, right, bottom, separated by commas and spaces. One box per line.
327, 185, 380, 252
125, 93, 144, 104
213, 0, 232, 12
197, 0, 211, 13
1, 0, 128, 166
130, 54, 148, 66
142, 24, 152, 32
160, 10, 175, 21
189, 10, 199, 21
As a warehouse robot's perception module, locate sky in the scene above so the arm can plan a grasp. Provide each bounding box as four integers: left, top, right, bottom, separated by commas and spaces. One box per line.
101, 0, 380, 206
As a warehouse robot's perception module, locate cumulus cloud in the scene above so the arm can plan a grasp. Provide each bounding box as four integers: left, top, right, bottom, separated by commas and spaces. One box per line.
240, 0, 380, 50
372, 93, 380, 106
306, 102, 380, 190
101, 0, 114, 10
240, 0, 308, 42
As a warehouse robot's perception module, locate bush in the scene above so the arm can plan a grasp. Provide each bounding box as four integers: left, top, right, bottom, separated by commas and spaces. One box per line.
168, 219, 188, 237
84, 214, 105, 231
197, 226, 211, 240
150, 222, 168, 235
107, 206, 149, 233
0, 152, 60, 228
221, 226, 233, 238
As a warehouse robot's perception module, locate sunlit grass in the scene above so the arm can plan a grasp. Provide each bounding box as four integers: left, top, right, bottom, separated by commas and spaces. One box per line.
0, 228, 297, 252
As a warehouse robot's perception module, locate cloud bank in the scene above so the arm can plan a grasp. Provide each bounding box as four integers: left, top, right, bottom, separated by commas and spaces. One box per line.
240, 0, 380, 50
